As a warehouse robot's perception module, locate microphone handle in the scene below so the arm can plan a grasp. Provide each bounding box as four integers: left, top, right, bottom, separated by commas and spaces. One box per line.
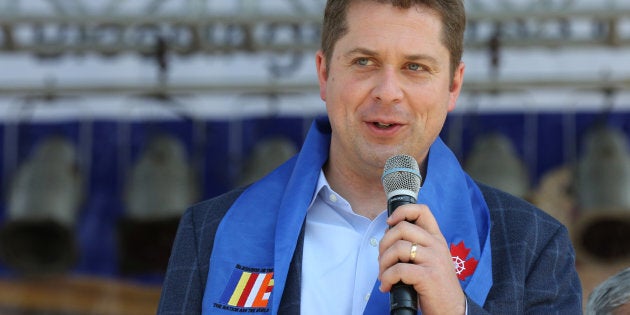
387, 194, 418, 315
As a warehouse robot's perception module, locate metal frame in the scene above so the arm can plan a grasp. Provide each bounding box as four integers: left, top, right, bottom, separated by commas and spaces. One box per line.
1, 8, 630, 55
0, 77, 628, 98
1, 0, 629, 96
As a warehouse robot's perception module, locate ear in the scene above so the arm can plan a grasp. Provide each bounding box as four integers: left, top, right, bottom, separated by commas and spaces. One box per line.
315, 50, 328, 101
447, 62, 465, 112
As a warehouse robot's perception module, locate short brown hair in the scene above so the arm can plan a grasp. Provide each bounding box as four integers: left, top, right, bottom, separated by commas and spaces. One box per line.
320, 0, 466, 76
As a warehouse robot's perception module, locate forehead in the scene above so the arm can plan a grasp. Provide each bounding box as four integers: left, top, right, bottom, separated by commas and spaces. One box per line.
339, 1, 447, 54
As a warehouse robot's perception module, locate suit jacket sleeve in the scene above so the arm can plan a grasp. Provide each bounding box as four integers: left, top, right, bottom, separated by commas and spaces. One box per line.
466, 184, 582, 314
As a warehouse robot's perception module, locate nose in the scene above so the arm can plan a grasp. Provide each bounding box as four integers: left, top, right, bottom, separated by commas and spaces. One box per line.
371, 67, 403, 105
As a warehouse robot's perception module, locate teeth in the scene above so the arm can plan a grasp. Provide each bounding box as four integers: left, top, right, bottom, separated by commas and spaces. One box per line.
375, 122, 392, 128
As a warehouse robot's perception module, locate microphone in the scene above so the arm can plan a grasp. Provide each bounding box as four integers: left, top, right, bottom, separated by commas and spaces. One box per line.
382, 154, 422, 315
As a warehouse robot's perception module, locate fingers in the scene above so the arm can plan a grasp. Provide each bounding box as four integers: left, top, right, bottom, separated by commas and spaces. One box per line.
380, 204, 446, 253
378, 259, 428, 292
378, 239, 435, 284
379, 262, 417, 292
378, 203, 450, 290
386, 203, 442, 236
378, 203, 468, 314
378, 234, 448, 279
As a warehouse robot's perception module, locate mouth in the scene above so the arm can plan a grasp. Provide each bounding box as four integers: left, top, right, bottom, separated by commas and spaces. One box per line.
372, 121, 396, 129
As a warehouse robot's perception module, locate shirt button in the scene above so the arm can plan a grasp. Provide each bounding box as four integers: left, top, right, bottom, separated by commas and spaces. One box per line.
369, 238, 378, 247
364, 293, 371, 301
329, 194, 338, 203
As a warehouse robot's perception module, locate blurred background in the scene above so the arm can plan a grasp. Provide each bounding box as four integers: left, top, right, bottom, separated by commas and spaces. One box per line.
0, 0, 629, 313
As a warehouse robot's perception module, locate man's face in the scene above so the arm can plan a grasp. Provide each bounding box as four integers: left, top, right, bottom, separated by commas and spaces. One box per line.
316, 1, 464, 173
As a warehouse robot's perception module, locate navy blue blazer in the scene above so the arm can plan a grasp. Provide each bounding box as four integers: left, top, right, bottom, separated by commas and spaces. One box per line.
158, 183, 582, 314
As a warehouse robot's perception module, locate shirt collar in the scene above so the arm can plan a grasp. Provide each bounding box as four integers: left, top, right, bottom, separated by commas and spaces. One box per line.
308, 169, 353, 210
308, 169, 385, 221
308, 169, 337, 209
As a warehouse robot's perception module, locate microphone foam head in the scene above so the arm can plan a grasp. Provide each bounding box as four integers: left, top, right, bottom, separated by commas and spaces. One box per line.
382, 154, 422, 199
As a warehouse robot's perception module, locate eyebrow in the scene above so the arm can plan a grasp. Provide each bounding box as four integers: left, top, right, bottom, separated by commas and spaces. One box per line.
344, 47, 378, 58
344, 47, 440, 65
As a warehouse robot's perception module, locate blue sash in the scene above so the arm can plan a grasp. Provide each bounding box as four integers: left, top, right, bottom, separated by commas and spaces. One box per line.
202, 118, 492, 314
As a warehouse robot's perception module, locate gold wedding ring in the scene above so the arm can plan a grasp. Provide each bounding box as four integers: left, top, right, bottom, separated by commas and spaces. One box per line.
409, 243, 418, 262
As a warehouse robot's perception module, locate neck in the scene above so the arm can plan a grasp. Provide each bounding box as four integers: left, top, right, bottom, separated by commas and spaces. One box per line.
323, 149, 429, 220
323, 159, 387, 220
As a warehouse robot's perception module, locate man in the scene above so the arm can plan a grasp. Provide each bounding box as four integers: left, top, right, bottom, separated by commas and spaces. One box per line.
586, 267, 630, 315
158, 0, 582, 314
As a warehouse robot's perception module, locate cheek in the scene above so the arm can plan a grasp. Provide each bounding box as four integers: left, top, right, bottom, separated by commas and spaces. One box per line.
411, 96, 450, 133
327, 80, 356, 113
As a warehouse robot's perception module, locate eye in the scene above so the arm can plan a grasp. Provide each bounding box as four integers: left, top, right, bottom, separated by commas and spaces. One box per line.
355, 57, 370, 66
407, 63, 422, 71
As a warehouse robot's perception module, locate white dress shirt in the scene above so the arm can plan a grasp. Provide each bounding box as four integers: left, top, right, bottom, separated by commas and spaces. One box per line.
301, 170, 388, 315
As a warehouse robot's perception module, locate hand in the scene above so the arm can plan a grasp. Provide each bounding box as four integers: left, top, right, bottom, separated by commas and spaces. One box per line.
378, 203, 466, 315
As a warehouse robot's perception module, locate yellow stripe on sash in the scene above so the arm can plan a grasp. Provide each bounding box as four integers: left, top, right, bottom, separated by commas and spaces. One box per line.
228, 272, 251, 306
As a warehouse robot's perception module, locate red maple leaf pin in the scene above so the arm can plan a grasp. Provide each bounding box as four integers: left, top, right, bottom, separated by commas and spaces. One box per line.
450, 241, 479, 281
